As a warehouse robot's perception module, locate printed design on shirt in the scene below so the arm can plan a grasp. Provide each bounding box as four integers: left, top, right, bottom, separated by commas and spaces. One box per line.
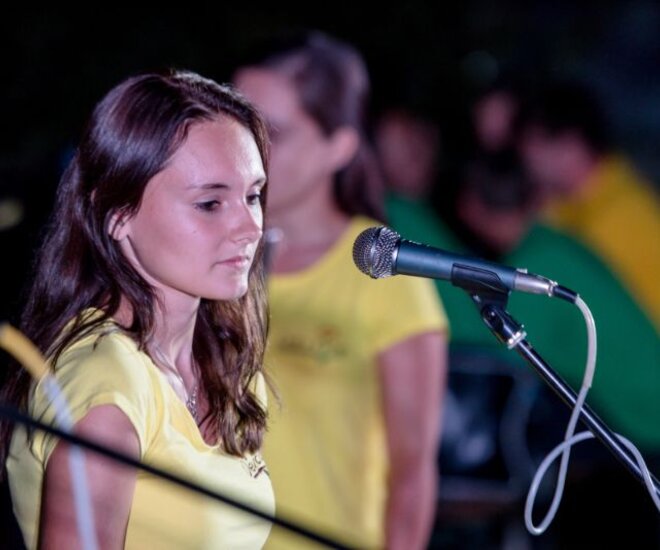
242, 452, 269, 479
274, 325, 348, 364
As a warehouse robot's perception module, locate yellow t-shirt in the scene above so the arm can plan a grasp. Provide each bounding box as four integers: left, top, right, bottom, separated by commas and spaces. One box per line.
7, 313, 274, 549
263, 216, 448, 549
544, 154, 660, 329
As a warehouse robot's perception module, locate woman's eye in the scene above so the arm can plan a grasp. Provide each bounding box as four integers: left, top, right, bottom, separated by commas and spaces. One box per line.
247, 193, 261, 206
195, 200, 220, 212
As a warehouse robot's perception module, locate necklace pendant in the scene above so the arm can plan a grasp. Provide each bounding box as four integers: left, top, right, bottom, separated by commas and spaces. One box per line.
186, 386, 199, 421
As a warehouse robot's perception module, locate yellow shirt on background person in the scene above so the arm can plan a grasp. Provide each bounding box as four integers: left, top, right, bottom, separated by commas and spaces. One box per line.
545, 154, 660, 329
263, 217, 448, 549
7, 311, 274, 549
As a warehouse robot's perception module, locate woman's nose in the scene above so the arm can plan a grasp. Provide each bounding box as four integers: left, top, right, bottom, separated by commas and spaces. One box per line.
231, 202, 263, 244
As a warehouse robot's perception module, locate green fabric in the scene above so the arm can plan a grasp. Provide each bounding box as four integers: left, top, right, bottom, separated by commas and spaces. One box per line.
386, 193, 660, 451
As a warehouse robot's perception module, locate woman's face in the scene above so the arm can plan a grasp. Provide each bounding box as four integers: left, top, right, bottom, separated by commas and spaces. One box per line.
114, 116, 265, 306
233, 68, 339, 215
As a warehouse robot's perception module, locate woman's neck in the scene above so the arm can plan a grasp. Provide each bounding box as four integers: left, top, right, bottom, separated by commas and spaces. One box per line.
114, 294, 198, 379
267, 204, 351, 273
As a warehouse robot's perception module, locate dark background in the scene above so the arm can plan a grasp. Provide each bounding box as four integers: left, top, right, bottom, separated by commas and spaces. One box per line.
1, 2, 659, 325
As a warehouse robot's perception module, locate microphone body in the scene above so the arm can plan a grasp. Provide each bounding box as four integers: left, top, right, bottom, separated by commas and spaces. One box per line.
353, 226, 562, 298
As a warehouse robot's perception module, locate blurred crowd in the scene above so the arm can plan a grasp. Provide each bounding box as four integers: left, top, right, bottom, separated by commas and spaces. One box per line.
376, 70, 659, 548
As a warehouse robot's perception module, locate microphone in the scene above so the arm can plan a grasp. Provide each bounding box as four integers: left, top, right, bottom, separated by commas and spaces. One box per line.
352, 226, 575, 300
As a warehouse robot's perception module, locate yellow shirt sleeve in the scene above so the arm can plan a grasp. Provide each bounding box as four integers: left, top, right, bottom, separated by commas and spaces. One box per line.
30, 330, 157, 465
359, 271, 448, 357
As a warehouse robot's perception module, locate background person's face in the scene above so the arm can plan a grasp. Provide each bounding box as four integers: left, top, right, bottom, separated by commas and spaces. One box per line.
115, 116, 265, 305
518, 126, 578, 196
234, 68, 339, 215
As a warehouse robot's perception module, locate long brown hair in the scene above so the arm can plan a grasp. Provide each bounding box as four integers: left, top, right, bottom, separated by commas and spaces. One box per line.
241, 30, 385, 221
1, 70, 270, 464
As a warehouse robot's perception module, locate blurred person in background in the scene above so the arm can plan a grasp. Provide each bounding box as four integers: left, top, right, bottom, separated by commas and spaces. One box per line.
373, 105, 451, 265
375, 107, 443, 202
386, 92, 659, 460
233, 31, 448, 549
517, 81, 660, 330
471, 82, 521, 156
382, 84, 659, 547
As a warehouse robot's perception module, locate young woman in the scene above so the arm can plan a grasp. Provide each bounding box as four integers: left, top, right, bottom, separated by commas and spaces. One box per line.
1, 69, 273, 549
234, 32, 448, 550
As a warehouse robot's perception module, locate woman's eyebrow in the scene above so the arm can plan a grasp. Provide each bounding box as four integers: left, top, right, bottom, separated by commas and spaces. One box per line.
186, 182, 230, 190
188, 177, 266, 190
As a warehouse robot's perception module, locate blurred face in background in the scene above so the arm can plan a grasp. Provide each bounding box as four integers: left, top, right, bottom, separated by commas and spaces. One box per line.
233, 68, 342, 215
375, 111, 440, 199
518, 125, 586, 197
472, 90, 518, 153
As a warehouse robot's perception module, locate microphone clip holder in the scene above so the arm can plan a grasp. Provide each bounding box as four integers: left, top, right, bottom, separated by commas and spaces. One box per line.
467, 286, 528, 350
464, 287, 660, 499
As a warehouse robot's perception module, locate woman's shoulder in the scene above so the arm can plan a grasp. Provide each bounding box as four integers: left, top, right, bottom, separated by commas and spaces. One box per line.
53, 310, 155, 392
29, 311, 160, 464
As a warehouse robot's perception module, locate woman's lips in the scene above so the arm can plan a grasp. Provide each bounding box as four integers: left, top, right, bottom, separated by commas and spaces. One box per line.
218, 255, 251, 269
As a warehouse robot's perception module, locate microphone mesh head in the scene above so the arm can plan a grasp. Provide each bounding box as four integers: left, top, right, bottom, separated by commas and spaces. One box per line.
352, 226, 400, 279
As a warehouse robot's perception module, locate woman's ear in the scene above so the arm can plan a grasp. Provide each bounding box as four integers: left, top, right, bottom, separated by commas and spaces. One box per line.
328, 126, 360, 172
108, 210, 130, 241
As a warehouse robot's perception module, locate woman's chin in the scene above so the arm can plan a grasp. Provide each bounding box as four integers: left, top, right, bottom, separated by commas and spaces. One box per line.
205, 282, 250, 302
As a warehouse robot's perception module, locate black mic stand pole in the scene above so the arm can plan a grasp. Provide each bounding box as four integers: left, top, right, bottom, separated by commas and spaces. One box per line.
463, 284, 660, 498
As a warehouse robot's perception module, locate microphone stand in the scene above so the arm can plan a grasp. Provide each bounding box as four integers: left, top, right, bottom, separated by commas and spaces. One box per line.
461, 283, 660, 499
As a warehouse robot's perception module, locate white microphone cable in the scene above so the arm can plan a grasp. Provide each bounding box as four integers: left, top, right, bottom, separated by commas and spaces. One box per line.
0, 323, 99, 550
522, 296, 659, 535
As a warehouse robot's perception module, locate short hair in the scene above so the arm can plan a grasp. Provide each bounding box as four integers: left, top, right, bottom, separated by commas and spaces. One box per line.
516, 81, 611, 152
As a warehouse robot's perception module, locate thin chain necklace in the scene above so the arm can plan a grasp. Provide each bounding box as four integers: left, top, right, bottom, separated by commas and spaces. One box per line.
186, 384, 199, 422
149, 343, 200, 422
